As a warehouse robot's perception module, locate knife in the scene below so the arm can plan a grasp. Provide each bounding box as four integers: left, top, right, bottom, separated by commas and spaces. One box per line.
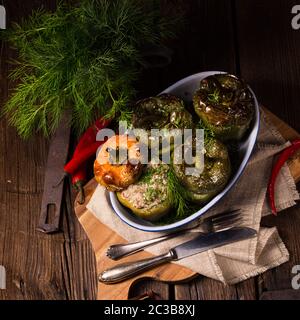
99, 227, 257, 284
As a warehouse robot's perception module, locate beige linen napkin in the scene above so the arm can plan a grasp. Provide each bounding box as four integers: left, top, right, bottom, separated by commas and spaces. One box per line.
87, 110, 299, 284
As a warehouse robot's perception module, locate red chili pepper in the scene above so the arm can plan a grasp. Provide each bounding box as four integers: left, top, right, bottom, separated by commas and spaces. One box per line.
53, 117, 111, 193
267, 139, 300, 215
64, 141, 102, 176
75, 117, 111, 153
69, 117, 111, 195
53, 141, 104, 188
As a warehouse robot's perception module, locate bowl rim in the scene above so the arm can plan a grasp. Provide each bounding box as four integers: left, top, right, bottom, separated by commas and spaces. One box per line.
109, 71, 260, 232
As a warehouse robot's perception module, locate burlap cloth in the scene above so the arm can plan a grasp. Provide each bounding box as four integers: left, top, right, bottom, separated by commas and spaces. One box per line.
87, 110, 299, 284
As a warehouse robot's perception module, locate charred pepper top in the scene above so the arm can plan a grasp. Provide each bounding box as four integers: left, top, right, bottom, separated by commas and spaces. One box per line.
193, 74, 255, 141
132, 94, 193, 130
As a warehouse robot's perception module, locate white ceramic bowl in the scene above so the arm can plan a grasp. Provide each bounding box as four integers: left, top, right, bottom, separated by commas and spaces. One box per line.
109, 71, 260, 232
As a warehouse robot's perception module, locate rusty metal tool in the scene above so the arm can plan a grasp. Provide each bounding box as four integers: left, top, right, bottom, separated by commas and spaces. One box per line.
37, 113, 71, 233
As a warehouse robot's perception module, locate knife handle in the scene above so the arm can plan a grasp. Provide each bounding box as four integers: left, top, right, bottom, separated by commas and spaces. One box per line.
99, 250, 176, 284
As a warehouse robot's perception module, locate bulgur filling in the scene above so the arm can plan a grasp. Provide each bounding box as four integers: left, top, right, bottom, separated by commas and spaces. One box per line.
119, 163, 169, 210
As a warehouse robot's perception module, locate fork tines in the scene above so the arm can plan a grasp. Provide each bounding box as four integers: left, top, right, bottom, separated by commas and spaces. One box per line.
211, 209, 242, 230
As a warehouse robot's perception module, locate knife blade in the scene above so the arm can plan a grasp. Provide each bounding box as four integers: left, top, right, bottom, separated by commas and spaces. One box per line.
173, 226, 256, 259
99, 227, 257, 284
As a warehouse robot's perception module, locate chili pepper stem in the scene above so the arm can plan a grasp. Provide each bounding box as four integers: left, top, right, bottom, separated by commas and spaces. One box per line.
74, 181, 85, 205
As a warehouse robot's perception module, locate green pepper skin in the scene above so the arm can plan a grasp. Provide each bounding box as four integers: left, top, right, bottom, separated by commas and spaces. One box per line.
173, 138, 231, 204
116, 163, 171, 221
132, 94, 193, 157
132, 94, 193, 130
193, 74, 255, 141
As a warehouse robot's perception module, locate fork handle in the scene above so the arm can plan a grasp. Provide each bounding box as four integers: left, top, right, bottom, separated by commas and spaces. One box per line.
99, 250, 176, 284
107, 233, 182, 260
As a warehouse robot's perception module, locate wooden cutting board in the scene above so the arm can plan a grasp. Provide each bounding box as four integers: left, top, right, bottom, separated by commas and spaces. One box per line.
74, 108, 300, 300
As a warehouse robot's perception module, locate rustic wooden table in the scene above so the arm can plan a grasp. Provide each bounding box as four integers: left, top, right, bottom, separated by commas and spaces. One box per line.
1, 0, 300, 300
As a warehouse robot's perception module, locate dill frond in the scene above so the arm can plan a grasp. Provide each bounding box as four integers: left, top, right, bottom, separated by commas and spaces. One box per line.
167, 166, 195, 218
2, 0, 179, 138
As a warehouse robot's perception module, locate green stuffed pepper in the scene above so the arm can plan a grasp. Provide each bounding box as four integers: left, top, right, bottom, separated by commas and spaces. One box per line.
193, 73, 255, 141
172, 138, 231, 204
132, 94, 193, 130
117, 163, 171, 221
131, 94, 193, 157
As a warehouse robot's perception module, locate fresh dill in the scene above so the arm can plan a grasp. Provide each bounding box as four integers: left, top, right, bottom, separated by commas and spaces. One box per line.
207, 89, 220, 104
167, 166, 195, 218
2, 0, 180, 138
196, 119, 215, 143
139, 164, 166, 184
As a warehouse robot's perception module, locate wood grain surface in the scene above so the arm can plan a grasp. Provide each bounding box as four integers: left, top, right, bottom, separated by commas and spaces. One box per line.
1, 0, 300, 300
0, 0, 97, 300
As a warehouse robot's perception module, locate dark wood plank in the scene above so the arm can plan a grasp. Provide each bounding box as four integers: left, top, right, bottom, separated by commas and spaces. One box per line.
260, 289, 300, 300
258, 206, 300, 294
175, 276, 238, 300
236, 0, 300, 132
136, 0, 237, 98
236, 0, 300, 298
159, 0, 237, 87
174, 276, 255, 300
168, 0, 254, 300
235, 279, 257, 300
0, 0, 97, 300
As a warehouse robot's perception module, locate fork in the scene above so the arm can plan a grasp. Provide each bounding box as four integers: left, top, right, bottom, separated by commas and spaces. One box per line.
106, 209, 242, 260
